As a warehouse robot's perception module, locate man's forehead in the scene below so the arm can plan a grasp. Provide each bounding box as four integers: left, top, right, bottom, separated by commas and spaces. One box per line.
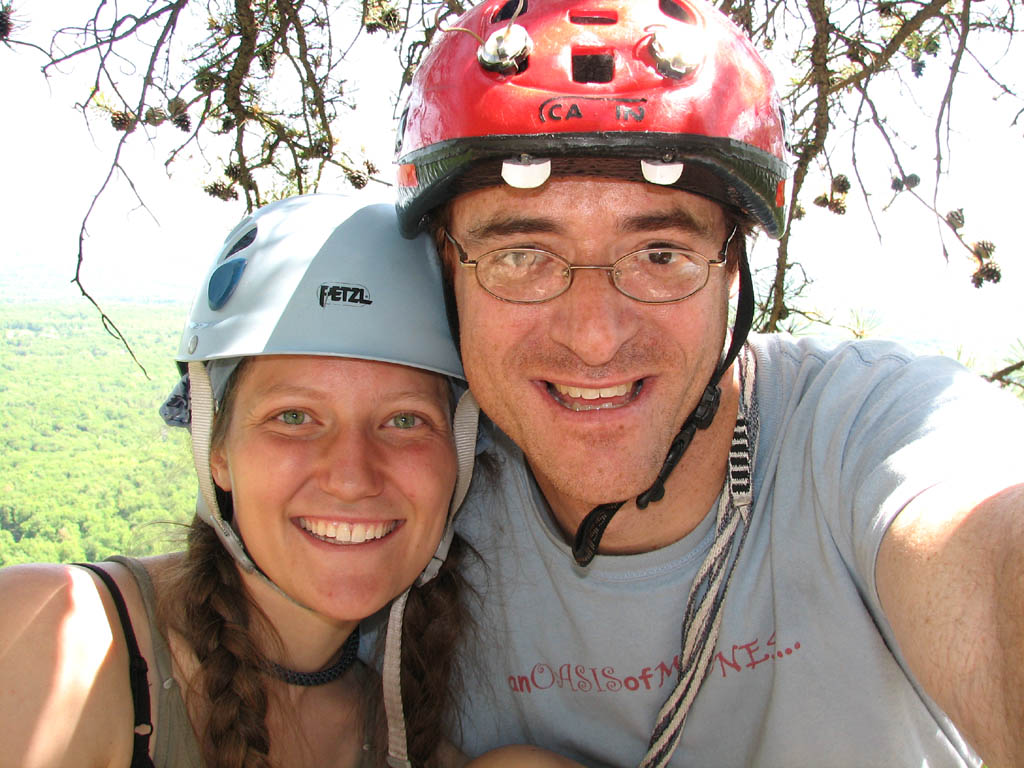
451, 179, 723, 240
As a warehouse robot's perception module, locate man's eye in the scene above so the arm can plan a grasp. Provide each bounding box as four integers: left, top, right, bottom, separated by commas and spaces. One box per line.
277, 410, 308, 426
493, 249, 542, 270
389, 413, 421, 430
645, 250, 680, 266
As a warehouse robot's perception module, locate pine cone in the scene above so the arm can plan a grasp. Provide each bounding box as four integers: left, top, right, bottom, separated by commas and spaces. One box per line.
945, 208, 965, 230
813, 194, 829, 208
831, 174, 851, 194
827, 198, 847, 215
168, 97, 187, 116
110, 111, 137, 133
364, 0, 401, 33
890, 177, 904, 192
171, 111, 192, 132
194, 69, 220, 94
972, 240, 996, 260
911, 60, 925, 78
144, 107, 167, 126
204, 181, 238, 201
0, 8, 12, 42
971, 263, 1001, 288
903, 173, 920, 189
345, 169, 369, 189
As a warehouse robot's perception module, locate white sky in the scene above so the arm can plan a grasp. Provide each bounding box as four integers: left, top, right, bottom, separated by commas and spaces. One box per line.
2, 3, 1021, 372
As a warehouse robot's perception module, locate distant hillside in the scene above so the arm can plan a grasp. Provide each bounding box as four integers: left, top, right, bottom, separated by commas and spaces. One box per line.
0, 301, 196, 564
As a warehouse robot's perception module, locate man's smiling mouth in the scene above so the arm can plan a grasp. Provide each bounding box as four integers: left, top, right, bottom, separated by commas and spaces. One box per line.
547, 380, 643, 411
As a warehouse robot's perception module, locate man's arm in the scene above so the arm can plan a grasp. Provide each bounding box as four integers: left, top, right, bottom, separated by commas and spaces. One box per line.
877, 480, 1024, 767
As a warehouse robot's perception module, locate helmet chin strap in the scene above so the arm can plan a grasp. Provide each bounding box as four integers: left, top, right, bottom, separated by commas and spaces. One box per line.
572, 246, 755, 566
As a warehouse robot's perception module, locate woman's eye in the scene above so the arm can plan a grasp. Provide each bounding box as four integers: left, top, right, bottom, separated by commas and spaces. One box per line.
389, 413, 422, 430
277, 409, 308, 426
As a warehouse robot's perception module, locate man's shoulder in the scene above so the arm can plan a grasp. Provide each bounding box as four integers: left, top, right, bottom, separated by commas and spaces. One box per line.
747, 333, 982, 408
750, 332, 922, 371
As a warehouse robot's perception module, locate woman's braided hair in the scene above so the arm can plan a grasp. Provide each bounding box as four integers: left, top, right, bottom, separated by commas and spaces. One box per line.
175, 519, 275, 768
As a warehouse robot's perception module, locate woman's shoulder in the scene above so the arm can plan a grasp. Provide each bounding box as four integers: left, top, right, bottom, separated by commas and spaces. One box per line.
0, 562, 137, 768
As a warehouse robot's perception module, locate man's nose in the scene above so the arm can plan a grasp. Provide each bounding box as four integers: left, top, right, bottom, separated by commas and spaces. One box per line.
546, 265, 641, 367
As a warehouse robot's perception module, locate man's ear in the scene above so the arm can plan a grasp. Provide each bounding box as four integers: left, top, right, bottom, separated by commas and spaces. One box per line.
209, 446, 232, 492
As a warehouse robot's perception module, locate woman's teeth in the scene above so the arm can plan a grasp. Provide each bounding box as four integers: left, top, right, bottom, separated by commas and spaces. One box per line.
298, 518, 397, 544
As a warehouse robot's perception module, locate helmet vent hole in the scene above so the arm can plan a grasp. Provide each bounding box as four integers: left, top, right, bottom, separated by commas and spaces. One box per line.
572, 52, 614, 83
569, 10, 618, 24
658, 0, 695, 23
223, 227, 258, 260
491, 0, 527, 23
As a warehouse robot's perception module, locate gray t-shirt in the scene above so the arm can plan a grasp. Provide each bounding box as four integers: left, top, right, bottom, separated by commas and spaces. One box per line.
450, 334, 1023, 767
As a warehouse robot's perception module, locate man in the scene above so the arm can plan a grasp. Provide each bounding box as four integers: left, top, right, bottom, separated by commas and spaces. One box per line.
391, 0, 1024, 765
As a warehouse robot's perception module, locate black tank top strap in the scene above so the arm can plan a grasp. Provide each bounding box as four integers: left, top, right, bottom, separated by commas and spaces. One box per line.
76, 562, 156, 768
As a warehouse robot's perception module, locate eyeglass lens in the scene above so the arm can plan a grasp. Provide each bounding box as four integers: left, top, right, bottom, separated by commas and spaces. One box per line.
477, 248, 709, 303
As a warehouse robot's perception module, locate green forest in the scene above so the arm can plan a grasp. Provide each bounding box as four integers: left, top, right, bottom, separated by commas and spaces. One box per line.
0, 302, 195, 565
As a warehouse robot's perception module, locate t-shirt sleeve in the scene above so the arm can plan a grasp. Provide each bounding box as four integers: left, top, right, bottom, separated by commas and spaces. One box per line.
761, 339, 1024, 622
799, 343, 1023, 615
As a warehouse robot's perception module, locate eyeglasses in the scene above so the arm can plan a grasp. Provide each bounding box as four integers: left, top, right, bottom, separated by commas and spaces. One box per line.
443, 226, 736, 304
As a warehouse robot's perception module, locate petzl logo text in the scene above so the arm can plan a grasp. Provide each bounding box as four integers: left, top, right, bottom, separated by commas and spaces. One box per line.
319, 283, 373, 307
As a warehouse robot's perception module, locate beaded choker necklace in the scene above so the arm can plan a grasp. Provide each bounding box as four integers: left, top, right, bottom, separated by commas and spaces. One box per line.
268, 627, 360, 687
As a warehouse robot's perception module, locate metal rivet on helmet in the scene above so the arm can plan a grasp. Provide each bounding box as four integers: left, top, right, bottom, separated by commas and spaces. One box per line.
477, 23, 532, 74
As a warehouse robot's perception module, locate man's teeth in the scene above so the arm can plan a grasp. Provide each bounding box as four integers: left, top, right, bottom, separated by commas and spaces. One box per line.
298, 518, 396, 544
553, 382, 631, 400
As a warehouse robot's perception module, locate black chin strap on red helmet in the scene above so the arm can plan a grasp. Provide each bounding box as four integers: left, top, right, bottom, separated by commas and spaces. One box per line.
572, 242, 755, 567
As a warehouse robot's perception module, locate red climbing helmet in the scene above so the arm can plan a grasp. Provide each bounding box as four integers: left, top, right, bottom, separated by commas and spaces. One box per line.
396, 0, 789, 238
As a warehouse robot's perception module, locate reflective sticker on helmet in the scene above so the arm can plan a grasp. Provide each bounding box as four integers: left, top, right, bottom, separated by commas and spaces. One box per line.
641, 159, 685, 185
397, 163, 418, 188
207, 258, 247, 311
775, 179, 786, 208
501, 157, 551, 188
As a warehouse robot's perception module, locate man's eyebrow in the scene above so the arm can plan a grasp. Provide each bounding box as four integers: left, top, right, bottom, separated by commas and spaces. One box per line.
465, 216, 562, 240
620, 208, 716, 239
466, 208, 717, 241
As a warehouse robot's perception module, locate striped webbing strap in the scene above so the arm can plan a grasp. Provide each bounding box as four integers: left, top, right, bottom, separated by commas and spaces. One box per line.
639, 349, 757, 768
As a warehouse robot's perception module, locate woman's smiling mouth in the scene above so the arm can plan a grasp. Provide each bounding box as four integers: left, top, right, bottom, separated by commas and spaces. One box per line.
297, 518, 398, 544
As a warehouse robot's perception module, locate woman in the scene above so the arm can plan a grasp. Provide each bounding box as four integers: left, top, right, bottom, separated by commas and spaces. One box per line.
0, 196, 581, 768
